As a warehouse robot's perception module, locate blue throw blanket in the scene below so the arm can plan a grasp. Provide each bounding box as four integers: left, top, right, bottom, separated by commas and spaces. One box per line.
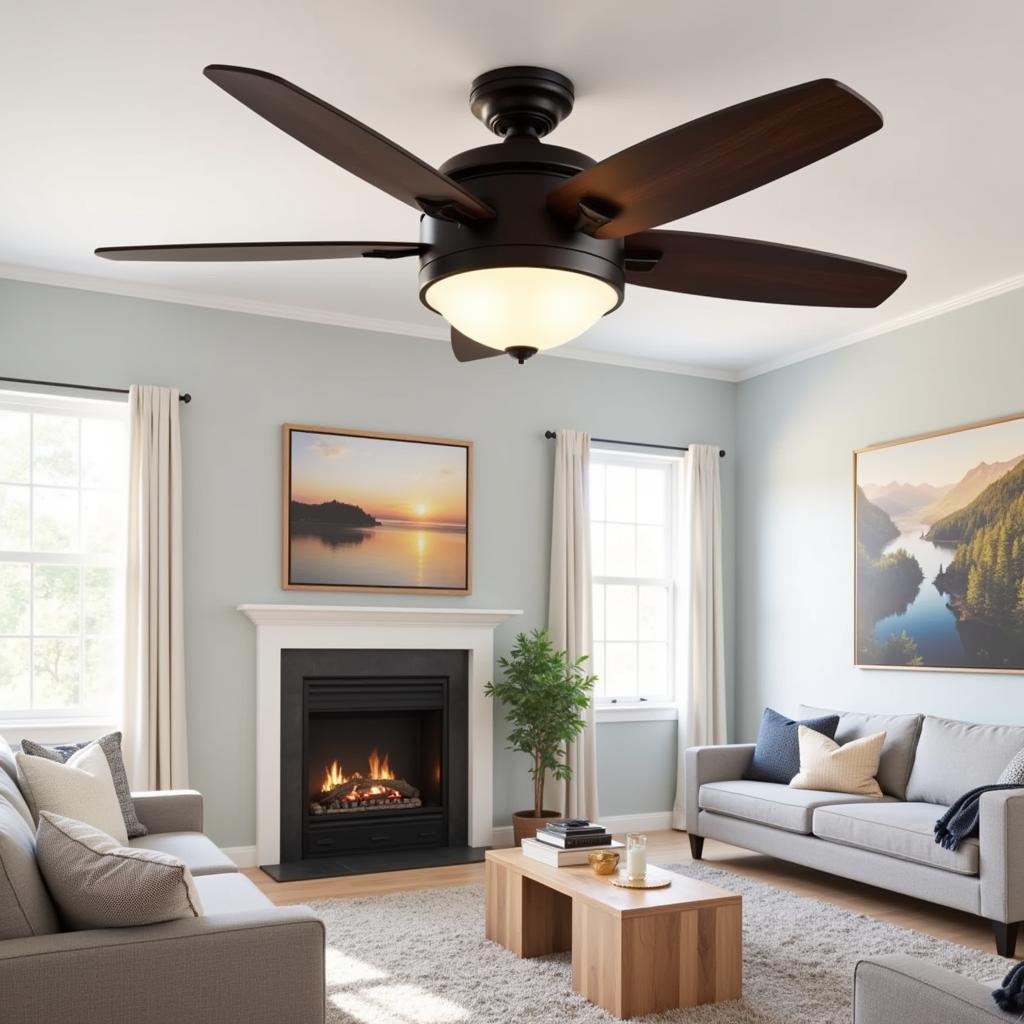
933, 784, 1024, 851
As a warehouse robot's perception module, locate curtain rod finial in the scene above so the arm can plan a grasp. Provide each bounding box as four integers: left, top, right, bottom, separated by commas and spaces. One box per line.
544, 430, 556, 439
181, 393, 192, 403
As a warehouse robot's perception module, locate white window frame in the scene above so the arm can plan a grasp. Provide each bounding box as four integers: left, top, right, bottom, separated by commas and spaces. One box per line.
0, 389, 128, 730
589, 447, 682, 722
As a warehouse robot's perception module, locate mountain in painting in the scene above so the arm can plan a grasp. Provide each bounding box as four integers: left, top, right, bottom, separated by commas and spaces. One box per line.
861, 480, 952, 518
856, 486, 900, 557
919, 454, 1024, 524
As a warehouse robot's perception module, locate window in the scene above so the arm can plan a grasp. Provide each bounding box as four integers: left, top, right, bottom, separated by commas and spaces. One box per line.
590, 450, 681, 706
0, 391, 128, 722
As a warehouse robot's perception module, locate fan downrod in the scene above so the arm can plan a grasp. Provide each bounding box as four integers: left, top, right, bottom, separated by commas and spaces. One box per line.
470, 66, 575, 139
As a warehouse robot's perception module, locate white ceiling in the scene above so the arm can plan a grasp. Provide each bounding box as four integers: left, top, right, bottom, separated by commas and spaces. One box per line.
3, 1, 1024, 380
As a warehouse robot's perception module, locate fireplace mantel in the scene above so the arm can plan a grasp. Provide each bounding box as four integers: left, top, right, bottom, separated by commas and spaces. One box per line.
239, 603, 521, 865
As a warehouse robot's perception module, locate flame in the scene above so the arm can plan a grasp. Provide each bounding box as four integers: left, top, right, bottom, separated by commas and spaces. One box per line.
320, 748, 396, 794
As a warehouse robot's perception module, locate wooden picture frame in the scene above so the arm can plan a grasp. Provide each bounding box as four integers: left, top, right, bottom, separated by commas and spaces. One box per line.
854, 410, 1024, 673
282, 424, 472, 595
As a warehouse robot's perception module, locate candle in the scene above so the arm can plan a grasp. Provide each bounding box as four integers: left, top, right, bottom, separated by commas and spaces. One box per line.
625, 832, 647, 880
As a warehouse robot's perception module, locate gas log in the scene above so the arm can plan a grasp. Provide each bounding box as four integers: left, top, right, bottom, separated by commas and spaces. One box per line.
310, 777, 422, 815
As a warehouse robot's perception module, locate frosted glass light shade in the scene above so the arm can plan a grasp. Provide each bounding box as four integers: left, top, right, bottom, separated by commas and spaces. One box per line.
424, 266, 619, 352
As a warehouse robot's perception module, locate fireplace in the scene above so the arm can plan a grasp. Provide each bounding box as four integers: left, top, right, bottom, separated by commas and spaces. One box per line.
279, 649, 468, 865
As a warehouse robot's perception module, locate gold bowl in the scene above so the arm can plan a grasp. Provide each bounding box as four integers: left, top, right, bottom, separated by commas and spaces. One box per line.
588, 851, 620, 875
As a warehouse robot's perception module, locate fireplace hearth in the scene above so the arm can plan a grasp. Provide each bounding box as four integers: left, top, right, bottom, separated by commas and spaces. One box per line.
273, 648, 478, 877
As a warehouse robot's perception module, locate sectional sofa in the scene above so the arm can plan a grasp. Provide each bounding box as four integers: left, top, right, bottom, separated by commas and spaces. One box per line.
0, 735, 325, 1023
685, 707, 1024, 955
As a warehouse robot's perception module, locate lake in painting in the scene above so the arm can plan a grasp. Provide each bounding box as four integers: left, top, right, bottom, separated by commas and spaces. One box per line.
855, 414, 1024, 670
286, 428, 470, 592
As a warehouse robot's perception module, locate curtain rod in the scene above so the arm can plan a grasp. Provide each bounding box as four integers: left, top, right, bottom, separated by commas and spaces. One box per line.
544, 430, 724, 457
0, 376, 191, 403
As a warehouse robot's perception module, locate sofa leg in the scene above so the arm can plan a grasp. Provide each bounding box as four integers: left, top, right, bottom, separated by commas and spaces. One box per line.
993, 920, 1019, 958
688, 833, 704, 861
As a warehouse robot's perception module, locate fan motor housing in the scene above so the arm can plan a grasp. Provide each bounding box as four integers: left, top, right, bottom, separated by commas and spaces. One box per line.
418, 144, 625, 320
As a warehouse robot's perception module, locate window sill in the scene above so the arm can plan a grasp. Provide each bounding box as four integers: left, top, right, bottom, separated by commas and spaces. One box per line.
0, 719, 119, 742
595, 704, 679, 724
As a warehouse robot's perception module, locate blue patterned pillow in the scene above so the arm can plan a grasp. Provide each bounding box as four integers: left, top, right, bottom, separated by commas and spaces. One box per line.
745, 708, 840, 784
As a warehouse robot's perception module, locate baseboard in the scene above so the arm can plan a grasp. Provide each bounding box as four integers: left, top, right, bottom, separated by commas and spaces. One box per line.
490, 810, 674, 849
221, 845, 259, 868
224, 811, 676, 864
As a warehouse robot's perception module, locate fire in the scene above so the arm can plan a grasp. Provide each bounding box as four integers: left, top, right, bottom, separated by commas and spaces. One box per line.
320, 748, 395, 793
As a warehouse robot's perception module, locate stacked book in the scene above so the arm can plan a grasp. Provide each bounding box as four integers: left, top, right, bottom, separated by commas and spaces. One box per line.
521, 818, 624, 867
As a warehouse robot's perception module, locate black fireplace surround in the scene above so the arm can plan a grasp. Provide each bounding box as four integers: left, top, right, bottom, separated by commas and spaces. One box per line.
278, 649, 469, 867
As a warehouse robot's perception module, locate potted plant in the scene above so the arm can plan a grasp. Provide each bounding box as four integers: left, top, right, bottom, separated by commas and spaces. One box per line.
485, 627, 597, 846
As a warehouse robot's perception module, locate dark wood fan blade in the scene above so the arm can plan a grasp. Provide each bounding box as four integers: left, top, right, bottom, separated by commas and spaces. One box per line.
203, 65, 495, 223
549, 80, 882, 239
451, 329, 503, 362
94, 241, 422, 262
624, 230, 906, 307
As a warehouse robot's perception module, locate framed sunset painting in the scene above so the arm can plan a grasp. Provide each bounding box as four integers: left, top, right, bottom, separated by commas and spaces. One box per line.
282, 425, 471, 594
854, 411, 1024, 672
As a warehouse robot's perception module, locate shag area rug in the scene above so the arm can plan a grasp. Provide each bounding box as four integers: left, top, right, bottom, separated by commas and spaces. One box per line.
311, 861, 1008, 1023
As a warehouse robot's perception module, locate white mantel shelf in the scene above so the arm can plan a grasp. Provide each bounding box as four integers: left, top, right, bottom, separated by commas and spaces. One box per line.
240, 602, 521, 865
238, 604, 522, 628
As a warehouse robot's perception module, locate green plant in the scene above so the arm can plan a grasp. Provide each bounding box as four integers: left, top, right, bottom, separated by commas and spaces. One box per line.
484, 627, 597, 818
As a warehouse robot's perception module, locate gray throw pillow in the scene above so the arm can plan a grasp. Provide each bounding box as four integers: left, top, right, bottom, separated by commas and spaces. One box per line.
999, 748, 1024, 785
745, 707, 841, 784
35, 812, 202, 930
20, 732, 147, 838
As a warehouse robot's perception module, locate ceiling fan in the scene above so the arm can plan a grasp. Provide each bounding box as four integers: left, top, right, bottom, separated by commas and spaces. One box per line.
96, 65, 907, 364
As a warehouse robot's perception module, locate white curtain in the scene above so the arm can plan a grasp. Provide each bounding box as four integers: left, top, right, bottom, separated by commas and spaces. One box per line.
672, 444, 728, 829
548, 430, 599, 820
123, 385, 189, 790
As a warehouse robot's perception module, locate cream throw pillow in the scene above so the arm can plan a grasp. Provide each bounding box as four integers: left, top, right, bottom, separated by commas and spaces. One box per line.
16, 742, 128, 844
790, 725, 887, 797
35, 812, 202, 930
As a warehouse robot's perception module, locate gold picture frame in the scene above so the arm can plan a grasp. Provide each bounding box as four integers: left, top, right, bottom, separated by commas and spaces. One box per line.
854, 410, 1024, 673
282, 424, 472, 595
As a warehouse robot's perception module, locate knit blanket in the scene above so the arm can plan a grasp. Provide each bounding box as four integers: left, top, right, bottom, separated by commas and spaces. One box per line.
933, 783, 1024, 851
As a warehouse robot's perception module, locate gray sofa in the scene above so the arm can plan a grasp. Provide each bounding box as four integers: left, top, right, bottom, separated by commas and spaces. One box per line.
0, 736, 325, 1024
854, 956, 1022, 1022
685, 707, 1024, 956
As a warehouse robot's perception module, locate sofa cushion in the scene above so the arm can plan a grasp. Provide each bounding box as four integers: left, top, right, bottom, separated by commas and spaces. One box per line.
0, 763, 34, 829
0, 733, 19, 784
130, 831, 237, 876
790, 726, 886, 797
745, 707, 840, 784
812, 801, 979, 876
193, 871, 274, 915
699, 779, 888, 835
800, 705, 924, 799
16, 743, 128, 844
0, 795, 60, 940
905, 716, 1024, 807
21, 732, 148, 838
35, 812, 203, 930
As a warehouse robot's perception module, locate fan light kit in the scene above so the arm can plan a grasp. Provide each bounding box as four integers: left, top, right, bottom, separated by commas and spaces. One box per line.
97, 64, 907, 364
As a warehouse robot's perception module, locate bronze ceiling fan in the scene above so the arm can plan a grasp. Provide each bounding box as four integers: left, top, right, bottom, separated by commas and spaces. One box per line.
96, 65, 907, 364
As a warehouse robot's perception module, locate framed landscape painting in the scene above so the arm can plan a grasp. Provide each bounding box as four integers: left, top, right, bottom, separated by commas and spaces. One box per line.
855, 411, 1024, 672
283, 424, 471, 594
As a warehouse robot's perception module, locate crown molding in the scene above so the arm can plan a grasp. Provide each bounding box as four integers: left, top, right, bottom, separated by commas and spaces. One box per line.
739, 269, 1024, 381
5, 260, 1024, 386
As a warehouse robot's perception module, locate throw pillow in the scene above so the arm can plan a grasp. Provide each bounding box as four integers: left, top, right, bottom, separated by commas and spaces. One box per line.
20, 732, 147, 838
16, 742, 129, 844
790, 726, 887, 796
35, 811, 202, 930
745, 708, 841, 784
999, 748, 1024, 785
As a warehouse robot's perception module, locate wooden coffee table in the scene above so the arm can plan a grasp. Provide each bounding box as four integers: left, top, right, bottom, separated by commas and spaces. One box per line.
485, 848, 741, 1019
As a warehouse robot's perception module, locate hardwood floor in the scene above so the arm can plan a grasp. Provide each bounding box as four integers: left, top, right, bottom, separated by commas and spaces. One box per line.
243, 829, 999, 956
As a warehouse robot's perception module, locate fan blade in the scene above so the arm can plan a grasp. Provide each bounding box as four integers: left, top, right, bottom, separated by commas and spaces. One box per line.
95, 241, 422, 262
204, 65, 495, 224
624, 230, 906, 307
451, 329, 502, 362
548, 79, 882, 239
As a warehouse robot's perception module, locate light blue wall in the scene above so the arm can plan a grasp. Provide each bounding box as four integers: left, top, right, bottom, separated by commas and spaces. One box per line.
0, 277, 736, 846
736, 286, 1024, 741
